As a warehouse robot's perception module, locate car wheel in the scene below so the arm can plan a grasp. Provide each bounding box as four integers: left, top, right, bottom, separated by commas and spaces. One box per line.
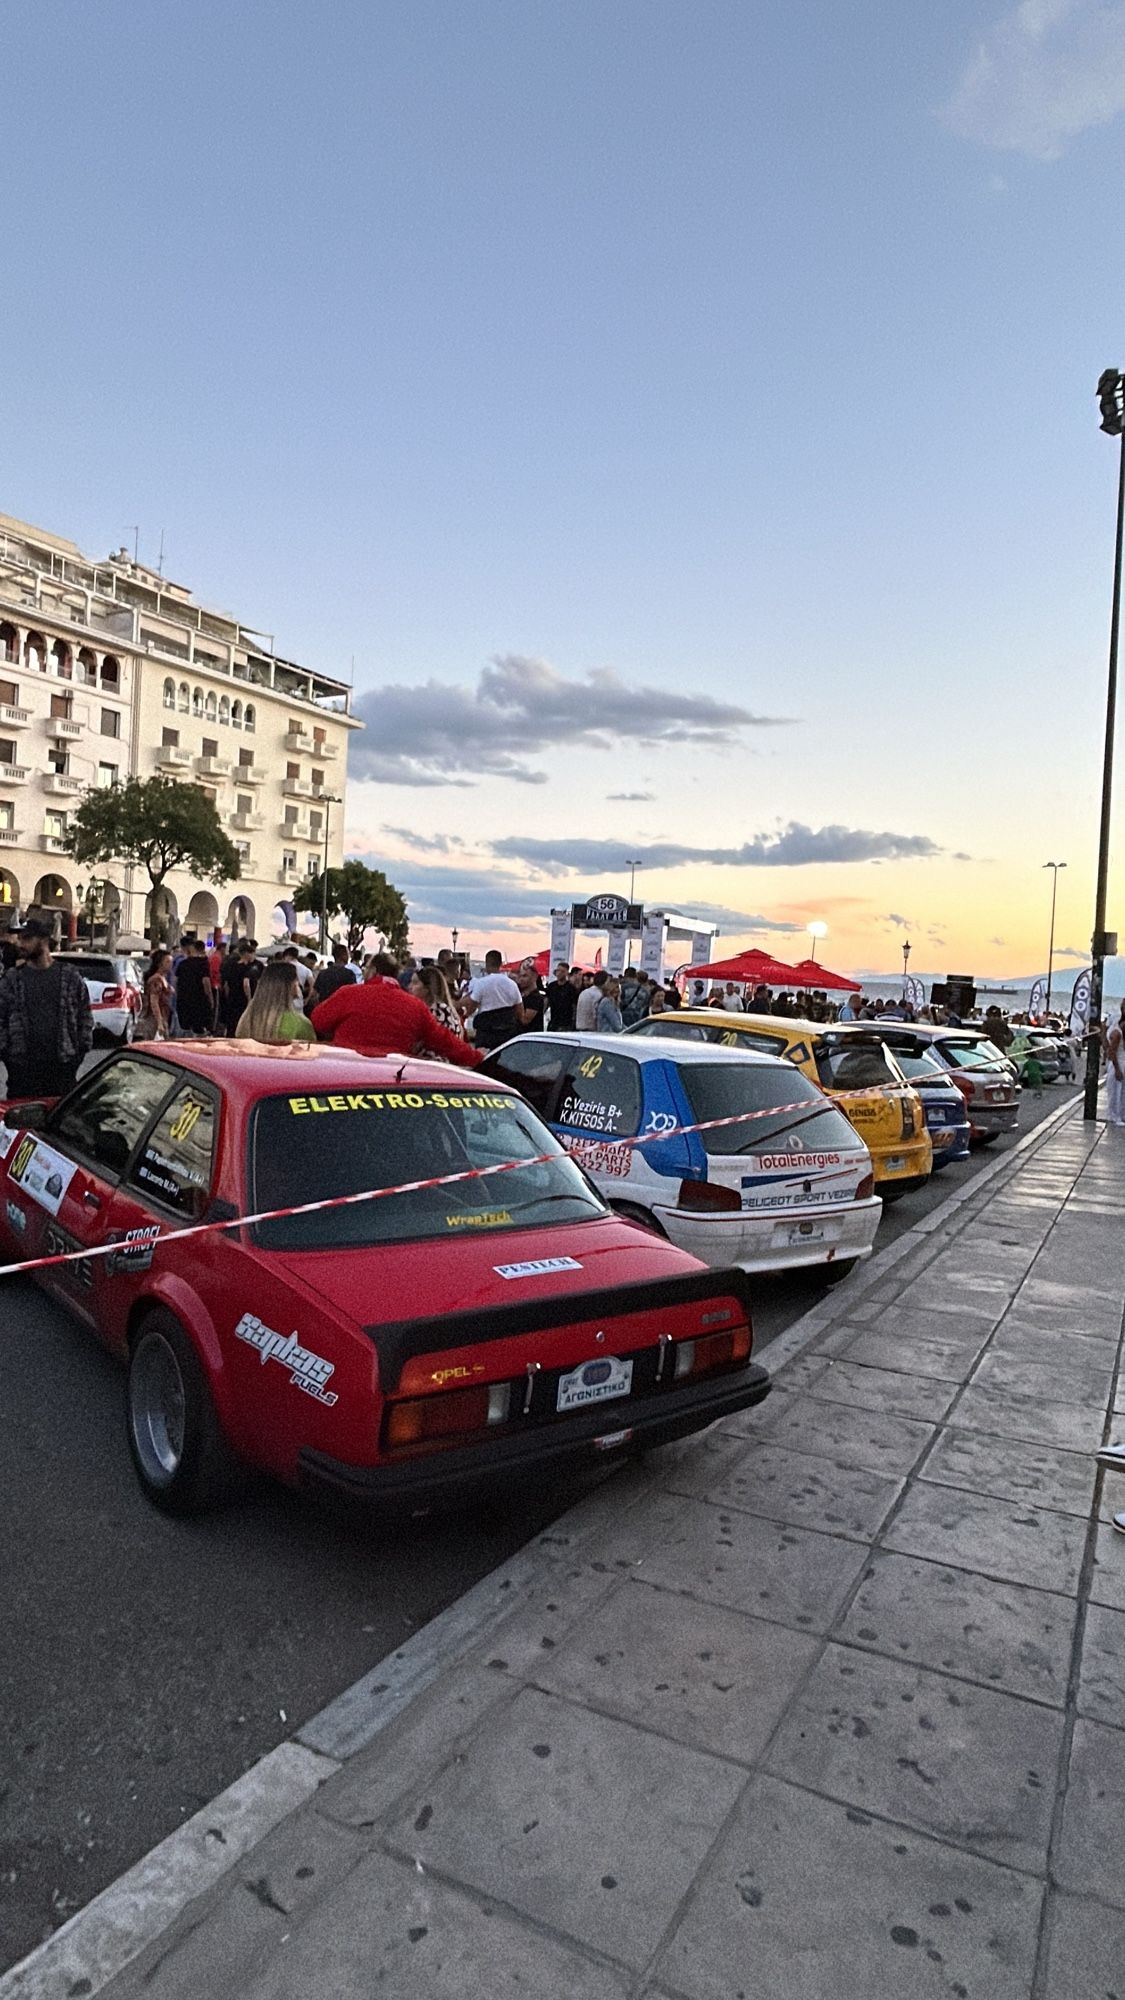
821, 1257, 858, 1286
973, 1131, 999, 1146
609, 1200, 667, 1237
126, 1310, 242, 1515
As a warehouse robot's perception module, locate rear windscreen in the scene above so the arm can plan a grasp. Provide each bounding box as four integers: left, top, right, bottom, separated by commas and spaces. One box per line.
249, 1086, 605, 1249
815, 1041, 901, 1091
677, 1063, 858, 1156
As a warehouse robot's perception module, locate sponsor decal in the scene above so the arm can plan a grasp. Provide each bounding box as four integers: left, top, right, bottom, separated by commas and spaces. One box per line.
5, 1199, 26, 1235
444, 1209, 514, 1229
7, 1138, 78, 1218
167, 1098, 205, 1144
564, 1137, 631, 1179
288, 1090, 507, 1115
755, 1152, 842, 1171
644, 1110, 678, 1136
0, 1123, 20, 1163
234, 1311, 339, 1405
107, 1224, 163, 1275
557, 1096, 627, 1134
494, 1256, 584, 1279
45, 1221, 93, 1290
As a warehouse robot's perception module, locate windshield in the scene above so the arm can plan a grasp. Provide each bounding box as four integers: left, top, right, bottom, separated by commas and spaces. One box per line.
885, 1047, 952, 1084
939, 1039, 1009, 1071
677, 1062, 858, 1156
814, 1040, 902, 1091
249, 1086, 605, 1250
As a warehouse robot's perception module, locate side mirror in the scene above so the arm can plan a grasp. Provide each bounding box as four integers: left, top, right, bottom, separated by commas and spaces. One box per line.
3, 1100, 48, 1132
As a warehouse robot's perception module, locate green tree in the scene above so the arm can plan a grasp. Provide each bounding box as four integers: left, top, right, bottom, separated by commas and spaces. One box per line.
294, 860, 410, 959
66, 776, 241, 942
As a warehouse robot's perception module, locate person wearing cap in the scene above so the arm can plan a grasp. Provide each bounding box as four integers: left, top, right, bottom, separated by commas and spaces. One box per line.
0, 918, 93, 1101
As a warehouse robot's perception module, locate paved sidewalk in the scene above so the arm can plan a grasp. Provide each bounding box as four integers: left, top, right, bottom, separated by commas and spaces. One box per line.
10, 1105, 1125, 1999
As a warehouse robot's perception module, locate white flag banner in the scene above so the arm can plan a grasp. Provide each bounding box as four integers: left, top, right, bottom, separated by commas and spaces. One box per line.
550, 909, 574, 968
691, 932, 714, 966
640, 912, 666, 982
1028, 978, 1046, 1018
606, 929, 628, 975
1069, 968, 1092, 1039
906, 975, 926, 1010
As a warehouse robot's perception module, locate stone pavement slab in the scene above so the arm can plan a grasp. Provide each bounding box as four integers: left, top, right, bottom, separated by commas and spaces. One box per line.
656, 1773, 1043, 2000
763, 1644, 1064, 1871
792, 1358, 960, 1423
971, 1348, 1115, 1407
745, 1391, 935, 1477
1076, 1601, 1125, 1724
533, 1575, 822, 1765
1089, 1520, 1125, 1612
703, 1438, 904, 1541
1040, 1891, 1125, 2000
881, 1482, 1086, 1594
834, 1552, 1077, 1705
948, 1382, 1104, 1452
633, 1493, 872, 1634
1053, 1716, 1125, 1910
918, 1426, 1096, 1518
387, 1683, 746, 1968
843, 1326, 992, 1380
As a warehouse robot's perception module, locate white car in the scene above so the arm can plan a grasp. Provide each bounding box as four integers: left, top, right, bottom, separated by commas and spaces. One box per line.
57, 952, 143, 1045
481, 1032, 881, 1281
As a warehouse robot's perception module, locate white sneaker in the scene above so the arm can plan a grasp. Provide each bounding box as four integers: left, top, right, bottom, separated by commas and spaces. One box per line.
1114, 1511, 1125, 1536
1098, 1440, 1125, 1468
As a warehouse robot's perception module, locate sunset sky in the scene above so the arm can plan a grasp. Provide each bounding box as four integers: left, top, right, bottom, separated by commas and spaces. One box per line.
6, 0, 1125, 978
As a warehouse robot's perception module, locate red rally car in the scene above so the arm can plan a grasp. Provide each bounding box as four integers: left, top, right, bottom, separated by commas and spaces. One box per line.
0, 1043, 770, 1516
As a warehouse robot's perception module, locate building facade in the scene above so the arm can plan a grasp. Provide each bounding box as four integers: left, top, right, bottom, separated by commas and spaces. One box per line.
0, 513, 359, 943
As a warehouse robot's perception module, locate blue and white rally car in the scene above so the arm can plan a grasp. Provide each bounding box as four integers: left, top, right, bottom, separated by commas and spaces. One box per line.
480, 1033, 882, 1280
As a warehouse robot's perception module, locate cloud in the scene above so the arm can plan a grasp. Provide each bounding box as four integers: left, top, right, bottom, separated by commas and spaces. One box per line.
1054, 943, 1091, 959
990, 935, 1007, 947
607, 790, 656, 802
943, 0, 1125, 159
883, 912, 912, 929
350, 653, 793, 787
379, 826, 466, 854
489, 824, 942, 875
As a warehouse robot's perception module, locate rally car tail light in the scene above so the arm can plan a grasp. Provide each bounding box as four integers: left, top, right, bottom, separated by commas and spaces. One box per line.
384, 1384, 497, 1450
674, 1323, 752, 1381
899, 1099, 917, 1138
677, 1179, 741, 1214
855, 1171, 875, 1201
99, 984, 127, 1007
950, 1073, 976, 1101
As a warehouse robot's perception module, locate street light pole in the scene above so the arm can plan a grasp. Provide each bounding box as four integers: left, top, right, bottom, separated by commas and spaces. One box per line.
319, 793, 343, 953
1085, 371, 1125, 1120
807, 920, 827, 963
902, 938, 911, 995
625, 859, 641, 903
1043, 861, 1066, 1014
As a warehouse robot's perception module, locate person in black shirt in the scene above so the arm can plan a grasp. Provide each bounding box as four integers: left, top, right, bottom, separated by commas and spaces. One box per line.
311, 943, 357, 1009
174, 938, 216, 1036
219, 941, 261, 1035
515, 964, 547, 1035
545, 961, 578, 1031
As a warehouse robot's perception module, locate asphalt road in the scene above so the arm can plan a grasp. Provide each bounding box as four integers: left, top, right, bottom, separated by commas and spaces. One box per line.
0, 1083, 1077, 1973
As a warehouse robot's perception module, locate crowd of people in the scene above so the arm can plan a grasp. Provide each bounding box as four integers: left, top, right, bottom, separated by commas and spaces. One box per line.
0, 918, 1121, 1111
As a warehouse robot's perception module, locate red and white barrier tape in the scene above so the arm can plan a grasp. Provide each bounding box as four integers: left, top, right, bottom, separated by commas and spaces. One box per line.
0, 1093, 867, 1281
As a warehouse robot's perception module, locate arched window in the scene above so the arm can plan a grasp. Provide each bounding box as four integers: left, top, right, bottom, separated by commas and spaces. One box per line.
192, 688, 204, 717
77, 648, 97, 684
101, 655, 120, 689
163, 678, 176, 710
178, 682, 189, 713
26, 632, 46, 673
204, 691, 217, 721
244, 703, 256, 733
218, 696, 230, 726
0, 623, 17, 664
51, 640, 72, 680
231, 700, 242, 729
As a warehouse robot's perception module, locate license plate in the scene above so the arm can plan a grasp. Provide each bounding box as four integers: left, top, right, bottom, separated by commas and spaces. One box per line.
884, 1155, 905, 1172
557, 1355, 633, 1413
784, 1224, 825, 1246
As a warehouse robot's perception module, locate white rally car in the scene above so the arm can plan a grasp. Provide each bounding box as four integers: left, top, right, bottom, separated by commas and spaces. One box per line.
481, 1033, 881, 1281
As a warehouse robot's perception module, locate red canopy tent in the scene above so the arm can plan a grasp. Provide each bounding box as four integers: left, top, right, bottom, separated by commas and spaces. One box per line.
784, 958, 861, 992
682, 948, 799, 984
501, 948, 552, 976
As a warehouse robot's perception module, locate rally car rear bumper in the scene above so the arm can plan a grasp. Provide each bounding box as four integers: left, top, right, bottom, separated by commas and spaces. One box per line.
298, 1361, 771, 1513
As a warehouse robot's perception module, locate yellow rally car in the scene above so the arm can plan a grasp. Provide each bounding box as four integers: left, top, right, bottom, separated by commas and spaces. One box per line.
628, 1012, 933, 1199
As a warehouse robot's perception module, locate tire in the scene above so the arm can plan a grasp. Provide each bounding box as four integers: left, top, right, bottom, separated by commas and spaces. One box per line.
608, 1201, 667, 1237
126, 1310, 242, 1515
973, 1131, 999, 1147
821, 1257, 858, 1286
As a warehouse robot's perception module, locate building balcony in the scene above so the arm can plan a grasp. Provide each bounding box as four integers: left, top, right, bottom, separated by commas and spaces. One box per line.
39, 833, 69, 852
47, 717, 83, 740
195, 754, 232, 777
0, 704, 30, 727
280, 815, 312, 840
284, 729, 315, 754
155, 745, 193, 771
278, 862, 300, 884
43, 772, 86, 796
230, 810, 264, 832
230, 763, 265, 785
0, 764, 31, 786
312, 739, 338, 759
0, 827, 22, 845
281, 776, 313, 799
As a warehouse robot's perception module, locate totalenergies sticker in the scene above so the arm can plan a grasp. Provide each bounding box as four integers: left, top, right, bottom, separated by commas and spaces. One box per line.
756, 1152, 842, 1171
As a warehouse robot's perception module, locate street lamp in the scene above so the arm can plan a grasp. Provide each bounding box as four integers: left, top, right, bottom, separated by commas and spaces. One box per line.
625, 859, 642, 903
1043, 861, 1067, 1014
451, 927, 459, 956
807, 920, 827, 963
902, 938, 911, 993
319, 793, 343, 952
1085, 369, 1125, 1119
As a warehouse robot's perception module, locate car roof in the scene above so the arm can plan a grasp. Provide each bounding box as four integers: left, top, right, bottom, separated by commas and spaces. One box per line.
646, 1009, 823, 1038
117, 1041, 520, 1102
520, 1030, 785, 1069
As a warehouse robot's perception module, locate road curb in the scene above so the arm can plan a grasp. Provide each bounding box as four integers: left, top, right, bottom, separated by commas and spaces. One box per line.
0, 1093, 1085, 1999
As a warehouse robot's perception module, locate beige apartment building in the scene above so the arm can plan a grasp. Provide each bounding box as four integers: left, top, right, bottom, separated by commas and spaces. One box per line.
0, 513, 360, 944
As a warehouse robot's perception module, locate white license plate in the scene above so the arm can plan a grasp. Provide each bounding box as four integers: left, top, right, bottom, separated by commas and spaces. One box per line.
884, 1155, 905, 1172
557, 1355, 633, 1413
783, 1223, 826, 1246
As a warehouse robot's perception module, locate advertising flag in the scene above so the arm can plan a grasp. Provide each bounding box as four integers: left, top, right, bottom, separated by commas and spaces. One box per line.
1028, 978, 1046, 1018
1069, 968, 1092, 1039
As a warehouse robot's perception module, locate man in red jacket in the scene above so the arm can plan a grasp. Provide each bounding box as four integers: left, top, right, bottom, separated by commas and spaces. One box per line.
310, 953, 482, 1067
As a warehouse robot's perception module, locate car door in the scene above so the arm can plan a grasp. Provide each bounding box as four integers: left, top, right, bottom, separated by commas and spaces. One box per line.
99, 1076, 222, 1349
7, 1056, 177, 1331
478, 1038, 569, 1122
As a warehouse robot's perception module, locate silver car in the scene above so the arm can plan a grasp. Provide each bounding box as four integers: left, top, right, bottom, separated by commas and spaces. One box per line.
891, 1026, 1020, 1142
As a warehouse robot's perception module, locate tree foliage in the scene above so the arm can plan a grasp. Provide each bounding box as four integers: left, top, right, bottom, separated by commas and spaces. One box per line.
294, 860, 410, 958
65, 776, 241, 896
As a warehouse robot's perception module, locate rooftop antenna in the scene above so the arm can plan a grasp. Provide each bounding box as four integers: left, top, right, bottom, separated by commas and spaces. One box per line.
157, 529, 165, 577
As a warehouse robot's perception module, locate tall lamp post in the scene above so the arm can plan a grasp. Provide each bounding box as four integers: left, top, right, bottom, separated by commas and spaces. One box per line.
902, 938, 912, 995
1085, 370, 1125, 1120
807, 920, 827, 963
319, 793, 343, 952
1043, 861, 1066, 1014
625, 859, 642, 903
